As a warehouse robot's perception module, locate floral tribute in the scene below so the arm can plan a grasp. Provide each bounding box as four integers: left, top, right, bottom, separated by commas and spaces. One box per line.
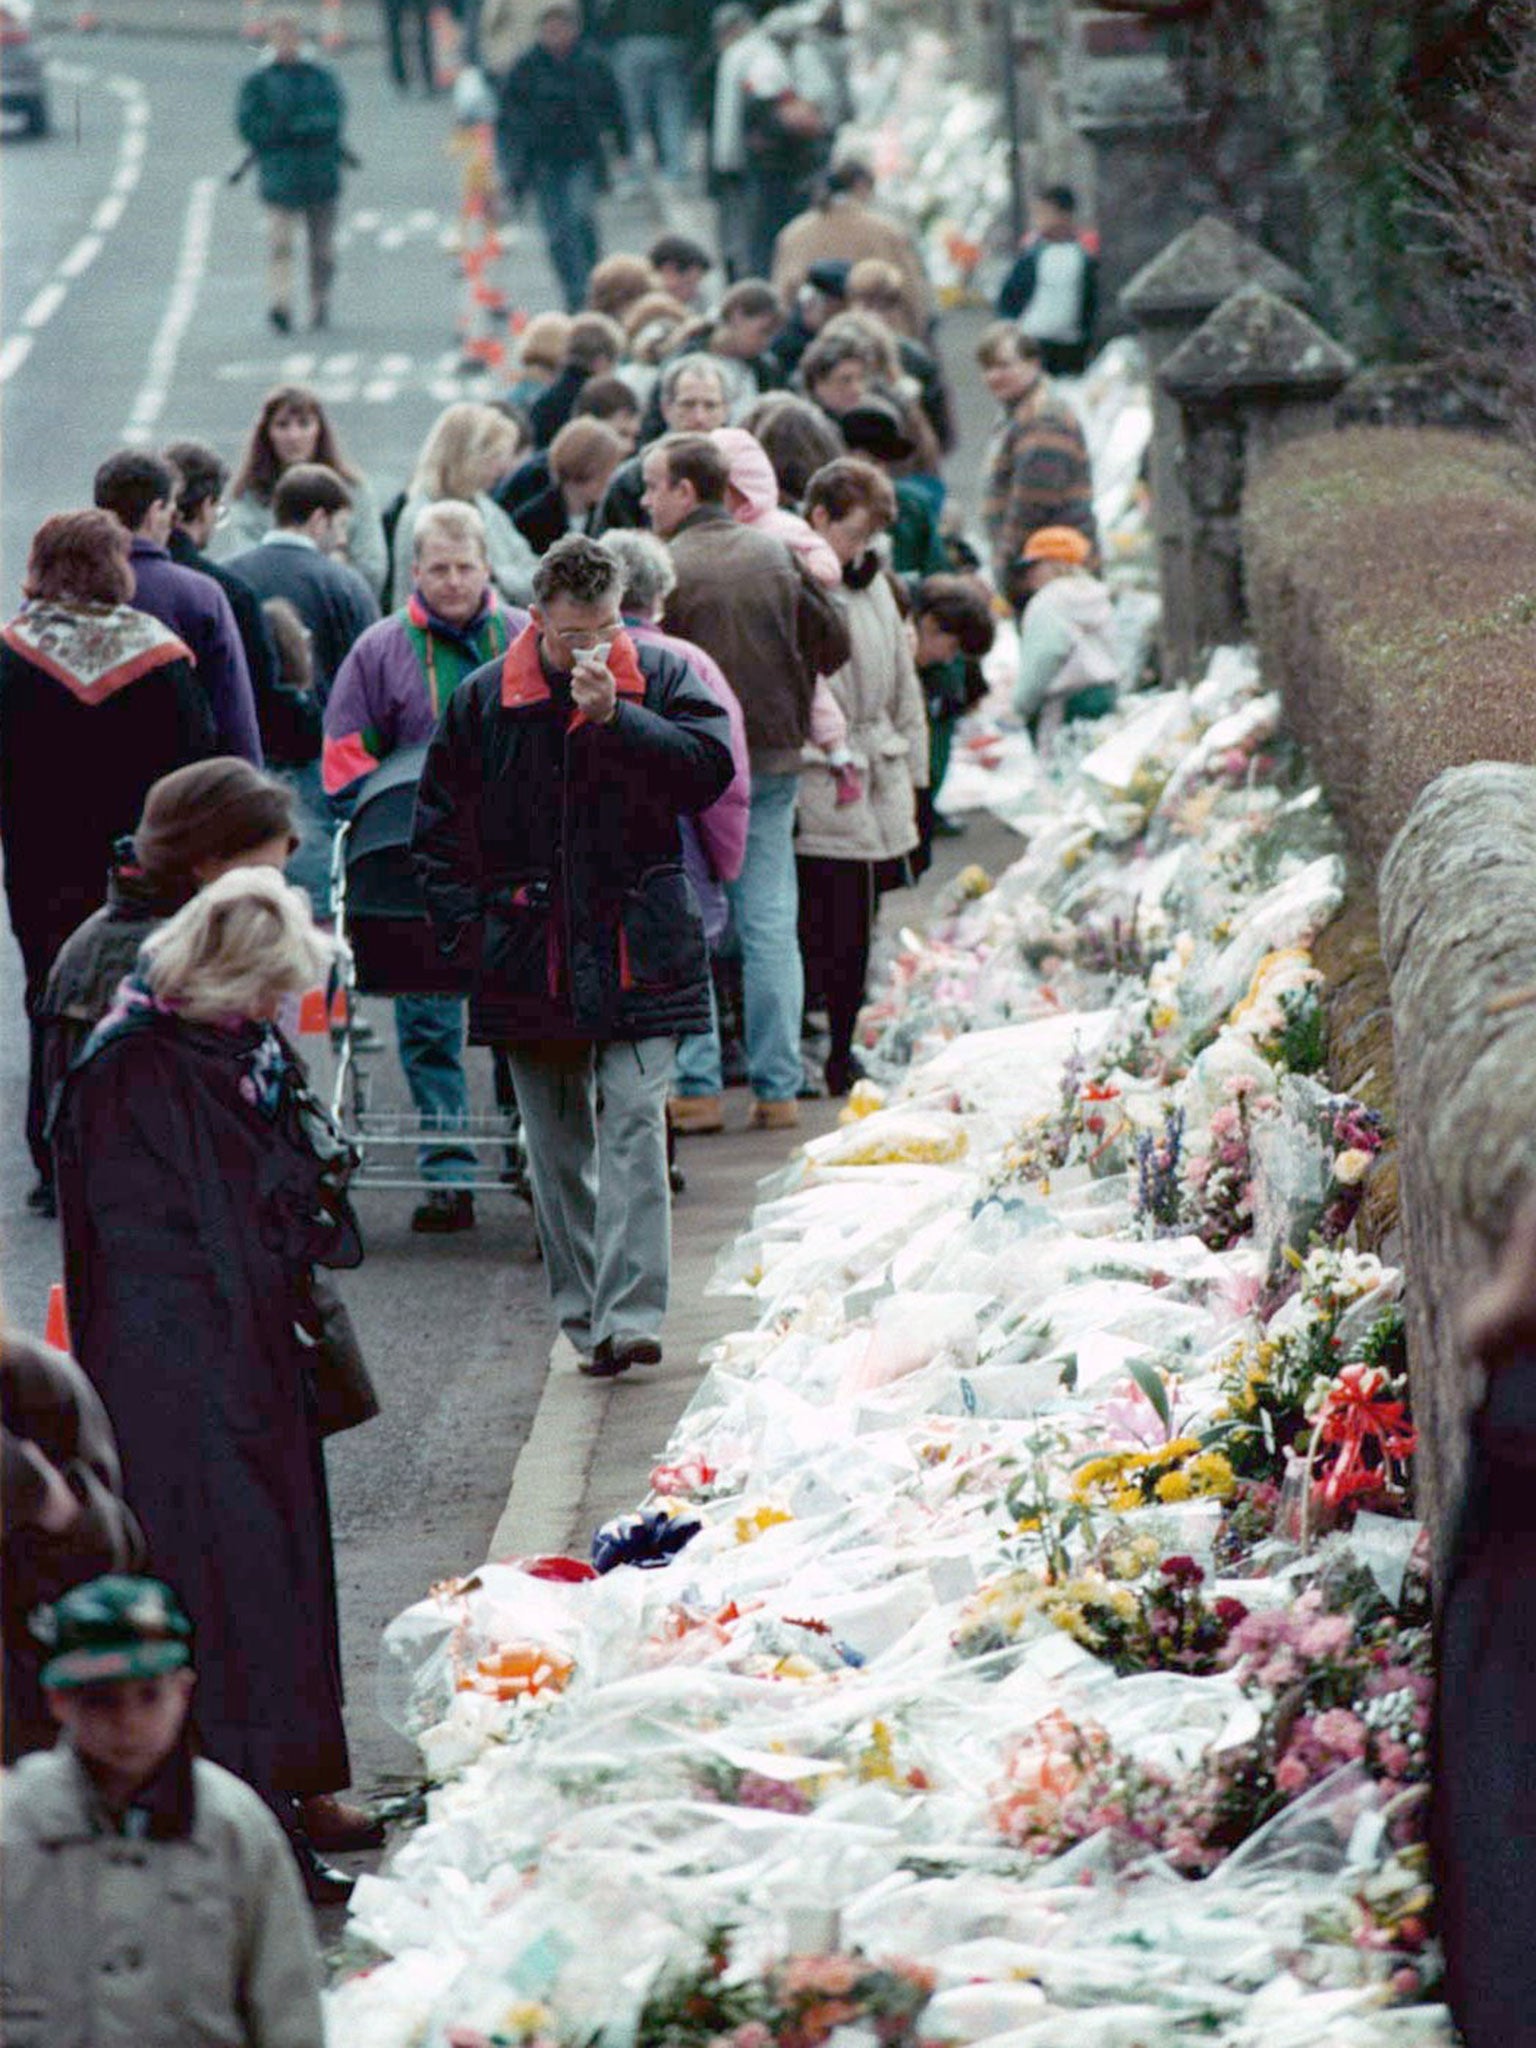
333, 648, 1452, 2048
635, 1933, 935, 2048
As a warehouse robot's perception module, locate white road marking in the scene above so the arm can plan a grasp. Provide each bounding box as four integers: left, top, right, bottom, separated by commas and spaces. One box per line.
0, 335, 34, 382
362, 379, 399, 402
279, 351, 317, 376
21, 281, 68, 329
321, 352, 359, 375
0, 66, 148, 385
58, 233, 104, 280
378, 352, 412, 375
122, 175, 218, 444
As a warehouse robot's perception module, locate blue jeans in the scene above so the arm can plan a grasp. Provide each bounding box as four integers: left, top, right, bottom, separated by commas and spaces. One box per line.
395, 993, 476, 1184
674, 977, 722, 1096
611, 34, 690, 180
531, 159, 601, 312
273, 760, 335, 920
724, 769, 803, 1102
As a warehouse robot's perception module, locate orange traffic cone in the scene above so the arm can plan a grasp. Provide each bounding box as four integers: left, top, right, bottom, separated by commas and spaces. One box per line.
297, 987, 330, 1035
44, 1283, 71, 1354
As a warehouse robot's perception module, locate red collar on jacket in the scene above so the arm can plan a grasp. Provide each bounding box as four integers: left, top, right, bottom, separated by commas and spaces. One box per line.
500, 621, 646, 725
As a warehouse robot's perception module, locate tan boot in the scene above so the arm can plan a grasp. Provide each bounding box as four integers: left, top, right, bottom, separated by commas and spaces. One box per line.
748, 1097, 800, 1131
668, 1094, 726, 1135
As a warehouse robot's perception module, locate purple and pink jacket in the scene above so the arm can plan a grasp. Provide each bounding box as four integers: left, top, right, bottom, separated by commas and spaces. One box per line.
322, 590, 525, 798
626, 615, 751, 946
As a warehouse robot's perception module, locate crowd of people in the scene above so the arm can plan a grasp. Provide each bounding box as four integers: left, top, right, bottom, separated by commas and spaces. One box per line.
0, 13, 1126, 2037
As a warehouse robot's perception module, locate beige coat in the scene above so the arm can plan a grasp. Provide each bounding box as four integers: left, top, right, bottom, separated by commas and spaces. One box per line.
796, 570, 927, 862
1, 1745, 324, 2048
770, 197, 934, 326
477, 0, 542, 76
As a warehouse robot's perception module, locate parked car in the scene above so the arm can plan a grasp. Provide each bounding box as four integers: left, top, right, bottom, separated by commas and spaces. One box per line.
1, 1, 49, 139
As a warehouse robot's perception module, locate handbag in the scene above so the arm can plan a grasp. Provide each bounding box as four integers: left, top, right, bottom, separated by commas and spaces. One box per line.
302, 1269, 380, 1438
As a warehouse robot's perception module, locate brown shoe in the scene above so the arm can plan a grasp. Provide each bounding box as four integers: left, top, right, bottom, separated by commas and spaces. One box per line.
668, 1093, 726, 1135
748, 1097, 800, 1131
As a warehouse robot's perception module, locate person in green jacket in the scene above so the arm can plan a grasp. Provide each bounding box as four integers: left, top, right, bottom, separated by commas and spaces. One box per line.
236, 10, 349, 336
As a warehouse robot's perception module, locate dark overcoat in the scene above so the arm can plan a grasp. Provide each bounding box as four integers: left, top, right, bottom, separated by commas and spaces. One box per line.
411, 624, 733, 1046
52, 1003, 360, 1802
1433, 1356, 1536, 2048
236, 55, 346, 211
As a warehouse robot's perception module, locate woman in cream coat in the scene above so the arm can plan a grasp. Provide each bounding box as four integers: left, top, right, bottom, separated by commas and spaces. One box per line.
795, 454, 927, 1097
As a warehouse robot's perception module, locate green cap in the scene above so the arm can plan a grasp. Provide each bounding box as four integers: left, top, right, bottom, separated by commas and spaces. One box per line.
32, 1575, 193, 1690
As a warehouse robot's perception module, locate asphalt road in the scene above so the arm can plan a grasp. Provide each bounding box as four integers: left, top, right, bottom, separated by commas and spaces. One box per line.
0, 30, 673, 1796
0, 31, 1004, 1810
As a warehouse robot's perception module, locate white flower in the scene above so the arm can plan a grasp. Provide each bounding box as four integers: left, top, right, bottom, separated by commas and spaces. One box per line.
1333, 1148, 1374, 1187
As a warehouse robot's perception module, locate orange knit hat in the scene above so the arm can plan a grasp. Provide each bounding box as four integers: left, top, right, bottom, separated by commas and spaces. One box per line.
1021, 525, 1093, 568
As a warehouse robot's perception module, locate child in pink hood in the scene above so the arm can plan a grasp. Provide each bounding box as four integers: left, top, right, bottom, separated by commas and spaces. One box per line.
712, 425, 860, 802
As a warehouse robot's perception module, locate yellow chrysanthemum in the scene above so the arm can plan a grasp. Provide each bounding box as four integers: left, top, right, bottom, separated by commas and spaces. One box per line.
1187, 1451, 1236, 1499
1155, 1470, 1194, 1503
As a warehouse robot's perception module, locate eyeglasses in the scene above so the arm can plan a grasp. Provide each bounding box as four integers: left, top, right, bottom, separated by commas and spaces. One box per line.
213, 502, 230, 527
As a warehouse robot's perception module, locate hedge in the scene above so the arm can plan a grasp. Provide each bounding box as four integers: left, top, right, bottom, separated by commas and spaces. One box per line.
1244, 426, 1536, 874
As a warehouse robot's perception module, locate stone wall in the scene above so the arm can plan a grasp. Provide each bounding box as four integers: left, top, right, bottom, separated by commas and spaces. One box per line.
1244, 424, 1536, 1556
1379, 768, 1536, 1559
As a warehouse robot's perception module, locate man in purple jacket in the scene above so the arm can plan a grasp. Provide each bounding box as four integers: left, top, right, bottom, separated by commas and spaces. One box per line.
92, 450, 263, 765
324, 500, 524, 1233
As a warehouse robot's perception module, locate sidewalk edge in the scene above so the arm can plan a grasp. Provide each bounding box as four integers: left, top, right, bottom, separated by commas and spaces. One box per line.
487, 1334, 604, 1561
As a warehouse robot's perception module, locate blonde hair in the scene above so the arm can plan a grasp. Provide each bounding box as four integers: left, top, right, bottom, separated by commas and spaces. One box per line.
409, 403, 521, 501
517, 311, 573, 377
820, 309, 904, 386
847, 257, 920, 337
412, 499, 490, 560
141, 867, 332, 1024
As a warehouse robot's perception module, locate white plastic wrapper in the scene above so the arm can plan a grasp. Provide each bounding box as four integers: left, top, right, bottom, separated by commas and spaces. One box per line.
329, 638, 1445, 2048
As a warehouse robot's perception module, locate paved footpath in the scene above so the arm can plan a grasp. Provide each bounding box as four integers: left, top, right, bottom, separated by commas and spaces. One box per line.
489, 810, 1025, 1570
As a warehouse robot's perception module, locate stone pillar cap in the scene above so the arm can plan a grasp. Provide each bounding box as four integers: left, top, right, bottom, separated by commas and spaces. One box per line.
1159, 282, 1356, 399
1119, 214, 1310, 324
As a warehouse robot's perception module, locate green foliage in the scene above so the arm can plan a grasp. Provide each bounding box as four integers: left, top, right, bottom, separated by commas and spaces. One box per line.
1160, 0, 1502, 360
1277, 984, 1327, 1076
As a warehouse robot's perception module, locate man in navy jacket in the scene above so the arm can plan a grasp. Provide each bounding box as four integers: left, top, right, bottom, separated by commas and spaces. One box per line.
413, 534, 732, 1378
93, 450, 262, 764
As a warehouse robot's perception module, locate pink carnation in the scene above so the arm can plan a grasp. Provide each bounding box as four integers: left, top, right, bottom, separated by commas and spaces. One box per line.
1274, 1753, 1312, 1794
1312, 1708, 1368, 1761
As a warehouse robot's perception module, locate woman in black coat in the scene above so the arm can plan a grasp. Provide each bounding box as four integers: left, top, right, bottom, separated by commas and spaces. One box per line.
52, 867, 371, 1902
0, 508, 214, 1213
1436, 1198, 1536, 2047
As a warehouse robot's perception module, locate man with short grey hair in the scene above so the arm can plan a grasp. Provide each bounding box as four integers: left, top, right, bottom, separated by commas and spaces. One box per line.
594, 353, 730, 533
325, 500, 523, 1232
412, 535, 733, 1374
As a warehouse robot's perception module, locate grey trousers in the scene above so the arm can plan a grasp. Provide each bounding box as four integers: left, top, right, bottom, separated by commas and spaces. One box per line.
500, 1036, 676, 1354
